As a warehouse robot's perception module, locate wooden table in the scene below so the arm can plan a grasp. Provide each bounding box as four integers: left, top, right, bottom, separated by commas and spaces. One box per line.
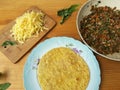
0, 0, 120, 90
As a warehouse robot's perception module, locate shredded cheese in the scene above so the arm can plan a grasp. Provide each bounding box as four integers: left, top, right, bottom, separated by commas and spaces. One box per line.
11, 11, 47, 43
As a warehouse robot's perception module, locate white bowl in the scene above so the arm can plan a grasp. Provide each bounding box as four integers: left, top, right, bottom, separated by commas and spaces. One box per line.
76, 0, 120, 61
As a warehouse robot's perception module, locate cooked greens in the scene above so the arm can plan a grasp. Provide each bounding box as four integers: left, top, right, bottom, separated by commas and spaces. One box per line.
80, 6, 120, 55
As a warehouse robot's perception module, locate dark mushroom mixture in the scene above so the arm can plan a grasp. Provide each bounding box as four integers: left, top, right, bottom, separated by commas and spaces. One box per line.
80, 6, 120, 55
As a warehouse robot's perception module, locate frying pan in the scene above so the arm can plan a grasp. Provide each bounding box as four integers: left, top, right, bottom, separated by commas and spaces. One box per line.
76, 0, 120, 61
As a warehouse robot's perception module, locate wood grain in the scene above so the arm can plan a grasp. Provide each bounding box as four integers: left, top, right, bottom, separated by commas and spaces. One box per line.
0, 6, 56, 63
0, 0, 120, 90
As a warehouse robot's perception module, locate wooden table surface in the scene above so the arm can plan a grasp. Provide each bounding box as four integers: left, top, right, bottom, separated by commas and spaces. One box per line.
0, 0, 120, 90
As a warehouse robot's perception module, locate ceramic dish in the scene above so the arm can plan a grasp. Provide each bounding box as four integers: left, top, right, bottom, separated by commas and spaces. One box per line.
76, 0, 120, 61
23, 37, 101, 90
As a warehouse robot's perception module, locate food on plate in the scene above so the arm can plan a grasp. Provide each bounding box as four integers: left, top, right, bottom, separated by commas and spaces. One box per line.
10, 11, 47, 43
80, 6, 120, 55
37, 47, 90, 90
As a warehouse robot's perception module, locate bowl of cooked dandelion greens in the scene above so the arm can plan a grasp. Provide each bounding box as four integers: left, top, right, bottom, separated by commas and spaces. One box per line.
76, 0, 120, 61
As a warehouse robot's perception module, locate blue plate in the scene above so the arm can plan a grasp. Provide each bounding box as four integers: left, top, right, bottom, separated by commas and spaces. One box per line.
23, 37, 101, 90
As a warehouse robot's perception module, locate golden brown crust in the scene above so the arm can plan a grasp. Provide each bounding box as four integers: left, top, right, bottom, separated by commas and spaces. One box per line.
37, 47, 90, 90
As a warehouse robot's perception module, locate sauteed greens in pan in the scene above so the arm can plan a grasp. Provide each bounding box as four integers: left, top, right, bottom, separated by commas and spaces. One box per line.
80, 6, 120, 55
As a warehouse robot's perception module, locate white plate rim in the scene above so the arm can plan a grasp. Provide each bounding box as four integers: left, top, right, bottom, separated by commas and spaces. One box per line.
23, 36, 101, 90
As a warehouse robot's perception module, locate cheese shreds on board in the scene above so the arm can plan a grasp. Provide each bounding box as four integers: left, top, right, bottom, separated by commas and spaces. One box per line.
10, 11, 47, 43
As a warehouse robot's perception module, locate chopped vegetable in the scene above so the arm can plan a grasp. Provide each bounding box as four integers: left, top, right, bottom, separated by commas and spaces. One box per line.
0, 83, 11, 90
2, 40, 17, 48
57, 4, 79, 24
80, 6, 120, 55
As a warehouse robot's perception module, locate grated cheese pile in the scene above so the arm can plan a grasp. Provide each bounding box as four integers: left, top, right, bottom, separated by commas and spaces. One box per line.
11, 11, 47, 43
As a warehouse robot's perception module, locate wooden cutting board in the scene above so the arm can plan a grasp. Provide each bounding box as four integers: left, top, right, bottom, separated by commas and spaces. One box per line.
0, 6, 56, 63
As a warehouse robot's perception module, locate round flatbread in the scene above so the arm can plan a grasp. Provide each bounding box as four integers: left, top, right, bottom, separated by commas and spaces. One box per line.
37, 47, 90, 90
